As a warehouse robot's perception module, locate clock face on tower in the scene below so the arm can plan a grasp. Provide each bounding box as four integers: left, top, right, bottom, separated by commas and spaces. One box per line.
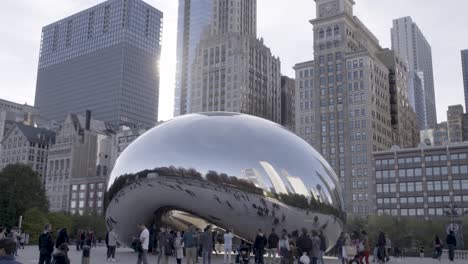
319, 1, 339, 17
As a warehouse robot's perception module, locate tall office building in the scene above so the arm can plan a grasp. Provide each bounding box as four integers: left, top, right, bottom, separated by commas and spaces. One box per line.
174, 0, 213, 116
462, 50, 468, 111
35, 0, 163, 128
295, 0, 414, 215
377, 49, 419, 148
188, 0, 282, 123
281, 76, 295, 131
391, 17, 437, 129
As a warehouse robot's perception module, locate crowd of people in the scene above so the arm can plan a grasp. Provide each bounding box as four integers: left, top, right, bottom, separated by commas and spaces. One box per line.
0, 226, 29, 257
130, 224, 329, 264
0, 223, 462, 264
334, 229, 459, 264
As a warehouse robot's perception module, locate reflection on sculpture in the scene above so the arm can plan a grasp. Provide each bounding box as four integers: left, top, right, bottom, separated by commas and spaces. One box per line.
105, 112, 345, 250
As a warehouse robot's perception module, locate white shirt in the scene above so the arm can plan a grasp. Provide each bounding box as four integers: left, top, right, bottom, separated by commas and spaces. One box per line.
224, 232, 234, 248
140, 228, 150, 250
300, 255, 310, 264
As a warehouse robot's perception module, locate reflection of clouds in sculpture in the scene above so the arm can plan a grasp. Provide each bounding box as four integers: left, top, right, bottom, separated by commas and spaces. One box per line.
106, 112, 344, 250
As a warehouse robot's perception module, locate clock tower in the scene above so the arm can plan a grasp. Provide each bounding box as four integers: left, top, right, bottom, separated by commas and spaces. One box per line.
315, 0, 355, 19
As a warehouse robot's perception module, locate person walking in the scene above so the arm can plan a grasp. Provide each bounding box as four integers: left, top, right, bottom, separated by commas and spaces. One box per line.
38, 224, 54, 264
137, 224, 150, 264
55, 228, 69, 249
107, 229, 118, 262
359, 231, 370, 264
8, 228, 19, 257
0, 238, 22, 264
52, 243, 70, 264
384, 235, 391, 261
253, 229, 267, 264
335, 233, 345, 264
267, 229, 279, 264
183, 225, 198, 264
310, 231, 321, 264
296, 228, 312, 257
340, 233, 351, 264
446, 230, 457, 262
201, 226, 213, 264
433, 235, 443, 261
174, 231, 184, 264
158, 227, 173, 264
278, 234, 290, 264
223, 229, 234, 264
376, 231, 386, 264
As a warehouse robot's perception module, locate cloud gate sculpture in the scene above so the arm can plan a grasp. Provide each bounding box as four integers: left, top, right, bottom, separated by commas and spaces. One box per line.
106, 112, 345, 249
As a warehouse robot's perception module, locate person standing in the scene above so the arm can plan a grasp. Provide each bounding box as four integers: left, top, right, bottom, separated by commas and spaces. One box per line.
296, 228, 312, 257
278, 234, 290, 264
38, 224, 54, 264
223, 229, 234, 264
174, 231, 185, 264
310, 231, 321, 264
201, 226, 213, 264
433, 235, 443, 261
253, 229, 267, 264
0, 238, 22, 264
55, 228, 69, 249
384, 235, 391, 261
318, 231, 326, 264
183, 225, 198, 264
446, 230, 457, 262
137, 224, 150, 264
9, 228, 19, 256
0, 227, 6, 239
267, 228, 279, 264
107, 229, 118, 262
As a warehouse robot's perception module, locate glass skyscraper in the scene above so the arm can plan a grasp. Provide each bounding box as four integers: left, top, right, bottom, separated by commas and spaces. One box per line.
391, 17, 437, 129
174, 0, 212, 116
35, 0, 162, 128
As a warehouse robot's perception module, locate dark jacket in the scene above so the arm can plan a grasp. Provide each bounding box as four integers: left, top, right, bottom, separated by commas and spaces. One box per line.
267, 233, 279, 249
55, 229, 69, 249
319, 235, 327, 251
446, 234, 457, 246
200, 231, 213, 252
0, 255, 22, 264
296, 234, 312, 255
52, 249, 70, 264
253, 234, 267, 250
38, 232, 54, 255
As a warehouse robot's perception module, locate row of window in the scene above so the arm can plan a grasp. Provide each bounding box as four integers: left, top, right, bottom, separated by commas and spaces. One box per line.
378, 208, 468, 217
376, 165, 468, 179
70, 200, 103, 209
376, 153, 468, 166
71, 183, 104, 191
377, 180, 468, 193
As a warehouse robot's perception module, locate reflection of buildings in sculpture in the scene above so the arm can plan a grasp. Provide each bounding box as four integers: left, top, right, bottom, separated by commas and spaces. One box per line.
282, 170, 309, 197
314, 172, 333, 205
241, 168, 267, 189
259, 161, 288, 194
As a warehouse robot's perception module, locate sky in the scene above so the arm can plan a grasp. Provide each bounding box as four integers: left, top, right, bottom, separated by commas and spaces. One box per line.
0, 0, 466, 123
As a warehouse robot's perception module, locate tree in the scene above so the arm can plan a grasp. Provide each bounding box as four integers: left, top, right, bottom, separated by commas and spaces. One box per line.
22, 207, 49, 243
48, 212, 73, 235
0, 164, 49, 227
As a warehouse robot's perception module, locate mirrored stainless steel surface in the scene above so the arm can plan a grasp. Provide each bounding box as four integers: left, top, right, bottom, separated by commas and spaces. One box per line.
106, 112, 345, 249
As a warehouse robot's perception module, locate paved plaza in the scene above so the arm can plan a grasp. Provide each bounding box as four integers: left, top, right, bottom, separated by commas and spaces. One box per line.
14, 246, 467, 264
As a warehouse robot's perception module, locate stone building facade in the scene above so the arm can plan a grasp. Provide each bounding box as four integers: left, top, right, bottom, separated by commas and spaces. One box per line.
45, 112, 113, 214
189, 0, 281, 123
294, 0, 418, 215
374, 143, 468, 219
0, 123, 54, 183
